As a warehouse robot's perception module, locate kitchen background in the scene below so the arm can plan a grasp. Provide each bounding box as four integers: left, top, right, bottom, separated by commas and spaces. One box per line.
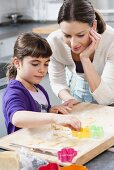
0, 0, 114, 137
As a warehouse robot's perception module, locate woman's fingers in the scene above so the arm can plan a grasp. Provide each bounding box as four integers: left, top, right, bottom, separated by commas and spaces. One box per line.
58, 107, 69, 114
50, 105, 69, 114
91, 29, 101, 39
90, 29, 101, 47
63, 99, 80, 108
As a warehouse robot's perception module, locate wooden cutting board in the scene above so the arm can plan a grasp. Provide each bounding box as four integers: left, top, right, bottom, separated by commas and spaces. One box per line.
0, 103, 114, 166
32, 24, 59, 35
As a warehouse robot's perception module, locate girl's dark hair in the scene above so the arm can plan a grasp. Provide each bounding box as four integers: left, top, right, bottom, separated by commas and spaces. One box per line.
58, 0, 106, 34
7, 32, 52, 80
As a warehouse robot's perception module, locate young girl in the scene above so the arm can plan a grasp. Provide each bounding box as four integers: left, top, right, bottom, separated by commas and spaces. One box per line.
2, 32, 81, 134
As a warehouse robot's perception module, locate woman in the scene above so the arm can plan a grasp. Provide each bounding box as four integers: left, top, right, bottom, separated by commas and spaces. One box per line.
47, 0, 114, 105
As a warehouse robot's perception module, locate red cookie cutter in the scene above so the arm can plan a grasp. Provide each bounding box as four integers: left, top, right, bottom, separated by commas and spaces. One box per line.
38, 163, 59, 170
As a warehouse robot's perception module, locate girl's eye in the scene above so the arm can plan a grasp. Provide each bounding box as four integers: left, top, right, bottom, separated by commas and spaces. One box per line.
32, 63, 39, 66
45, 63, 49, 67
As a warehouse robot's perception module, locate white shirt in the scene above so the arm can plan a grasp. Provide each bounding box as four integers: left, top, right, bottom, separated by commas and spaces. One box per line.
29, 88, 48, 112
47, 25, 114, 105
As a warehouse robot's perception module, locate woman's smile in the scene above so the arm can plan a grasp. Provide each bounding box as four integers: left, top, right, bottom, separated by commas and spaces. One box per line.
72, 46, 82, 52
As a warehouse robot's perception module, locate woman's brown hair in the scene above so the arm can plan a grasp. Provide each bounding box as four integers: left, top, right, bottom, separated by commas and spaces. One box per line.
7, 32, 52, 80
58, 0, 106, 34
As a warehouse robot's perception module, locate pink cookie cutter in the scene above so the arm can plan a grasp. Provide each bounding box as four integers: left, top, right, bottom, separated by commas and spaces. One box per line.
57, 147, 77, 162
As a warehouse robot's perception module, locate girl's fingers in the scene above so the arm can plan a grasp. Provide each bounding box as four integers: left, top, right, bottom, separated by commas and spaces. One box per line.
68, 121, 81, 131
55, 114, 81, 131
72, 120, 81, 131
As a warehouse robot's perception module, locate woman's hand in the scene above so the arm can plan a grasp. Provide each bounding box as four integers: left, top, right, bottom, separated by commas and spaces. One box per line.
54, 114, 81, 131
63, 99, 80, 108
49, 104, 72, 114
80, 29, 101, 60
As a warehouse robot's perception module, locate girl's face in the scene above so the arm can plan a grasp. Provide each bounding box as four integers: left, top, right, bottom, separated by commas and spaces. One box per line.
15, 56, 50, 85
60, 21, 94, 55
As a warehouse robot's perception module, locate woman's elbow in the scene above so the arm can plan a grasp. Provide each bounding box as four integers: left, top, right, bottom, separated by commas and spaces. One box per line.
96, 98, 114, 106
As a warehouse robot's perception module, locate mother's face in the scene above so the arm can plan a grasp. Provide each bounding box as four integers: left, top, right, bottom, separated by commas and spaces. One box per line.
60, 21, 95, 55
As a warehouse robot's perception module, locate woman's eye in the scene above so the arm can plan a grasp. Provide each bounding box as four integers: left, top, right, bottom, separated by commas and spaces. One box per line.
64, 34, 71, 38
77, 34, 84, 37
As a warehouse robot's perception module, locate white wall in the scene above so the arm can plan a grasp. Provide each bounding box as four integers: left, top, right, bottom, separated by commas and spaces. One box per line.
0, 0, 17, 23
28, 0, 62, 21
0, 0, 62, 23
90, 0, 114, 21
0, 0, 114, 23
16, 0, 33, 20
0, 0, 33, 23
90, 0, 109, 9
46, 2, 62, 21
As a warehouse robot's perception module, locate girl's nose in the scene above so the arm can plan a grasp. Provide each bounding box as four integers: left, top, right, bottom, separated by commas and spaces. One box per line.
38, 65, 45, 73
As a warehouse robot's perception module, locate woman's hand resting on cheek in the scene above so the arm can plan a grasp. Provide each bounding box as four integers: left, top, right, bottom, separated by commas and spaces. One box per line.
80, 29, 101, 60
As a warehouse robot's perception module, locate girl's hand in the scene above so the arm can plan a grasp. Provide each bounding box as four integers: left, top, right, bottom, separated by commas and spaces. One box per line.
49, 104, 72, 114
80, 29, 101, 60
54, 114, 81, 131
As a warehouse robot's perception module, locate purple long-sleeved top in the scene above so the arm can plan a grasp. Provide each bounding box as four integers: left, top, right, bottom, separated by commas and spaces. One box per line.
2, 79, 51, 134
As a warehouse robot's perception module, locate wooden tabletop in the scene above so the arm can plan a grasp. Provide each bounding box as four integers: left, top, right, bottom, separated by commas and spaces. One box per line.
0, 103, 114, 166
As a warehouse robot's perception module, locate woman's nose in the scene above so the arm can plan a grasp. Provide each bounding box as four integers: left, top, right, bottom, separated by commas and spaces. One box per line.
70, 37, 78, 47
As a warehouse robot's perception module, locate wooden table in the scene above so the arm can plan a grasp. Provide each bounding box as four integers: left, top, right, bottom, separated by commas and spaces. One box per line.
0, 103, 114, 166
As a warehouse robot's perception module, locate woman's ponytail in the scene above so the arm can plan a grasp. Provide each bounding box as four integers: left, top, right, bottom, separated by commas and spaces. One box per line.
95, 9, 106, 34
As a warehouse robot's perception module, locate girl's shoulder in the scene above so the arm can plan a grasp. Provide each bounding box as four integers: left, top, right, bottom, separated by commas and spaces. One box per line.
4, 79, 28, 97
6, 79, 25, 90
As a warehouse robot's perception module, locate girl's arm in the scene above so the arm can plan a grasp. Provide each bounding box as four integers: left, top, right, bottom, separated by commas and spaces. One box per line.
12, 111, 81, 131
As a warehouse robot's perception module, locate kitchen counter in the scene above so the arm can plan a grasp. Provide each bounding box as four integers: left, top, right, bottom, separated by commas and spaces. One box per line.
0, 20, 114, 40
0, 21, 57, 39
